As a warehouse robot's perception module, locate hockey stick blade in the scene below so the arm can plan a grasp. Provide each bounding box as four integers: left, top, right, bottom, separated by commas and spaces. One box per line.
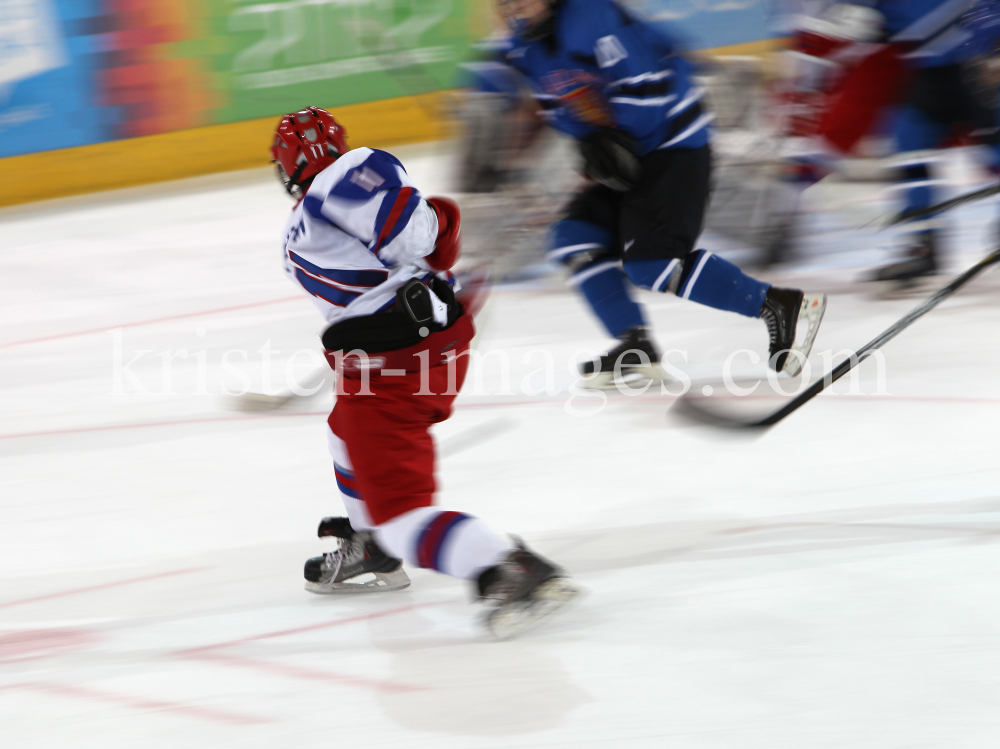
671, 394, 773, 430
222, 366, 331, 412
866, 182, 1000, 232
671, 248, 1000, 430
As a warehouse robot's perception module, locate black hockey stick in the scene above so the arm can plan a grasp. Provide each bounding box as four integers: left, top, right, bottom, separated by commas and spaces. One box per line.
869, 181, 1000, 230
671, 248, 1000, 430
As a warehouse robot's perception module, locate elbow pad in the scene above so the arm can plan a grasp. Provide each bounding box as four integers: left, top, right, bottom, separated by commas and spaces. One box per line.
425, 196, 461, 271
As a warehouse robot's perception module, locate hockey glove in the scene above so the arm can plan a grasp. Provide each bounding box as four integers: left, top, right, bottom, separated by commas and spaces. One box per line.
580, 128, 641, 192
425, 196, 461, 271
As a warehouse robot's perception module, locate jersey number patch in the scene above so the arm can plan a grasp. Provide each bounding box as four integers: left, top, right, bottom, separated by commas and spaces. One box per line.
349, 166, 386, 192
595, 35, 628, 68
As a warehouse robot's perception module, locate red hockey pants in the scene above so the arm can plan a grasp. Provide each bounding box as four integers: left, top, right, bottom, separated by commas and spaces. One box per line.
327, 341, 471, 526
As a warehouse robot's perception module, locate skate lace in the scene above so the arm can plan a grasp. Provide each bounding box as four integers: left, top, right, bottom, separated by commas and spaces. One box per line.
321, 536, 363, 580
321, 549, 346, 581
760, 304, 778, 347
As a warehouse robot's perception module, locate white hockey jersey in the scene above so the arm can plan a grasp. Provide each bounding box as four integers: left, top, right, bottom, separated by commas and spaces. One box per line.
281, 147, 443, 325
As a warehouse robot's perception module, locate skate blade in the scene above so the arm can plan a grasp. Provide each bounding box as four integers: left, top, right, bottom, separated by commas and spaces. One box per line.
485, 578, 582, 641
781, 293, 827, 377
305, 568, 411, 594
580, 364, 669, 391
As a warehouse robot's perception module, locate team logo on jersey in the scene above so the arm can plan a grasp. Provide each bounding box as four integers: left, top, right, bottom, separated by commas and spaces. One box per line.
540, 70, 614, 127
541, 69, 597, 96
349, 166, 385, 192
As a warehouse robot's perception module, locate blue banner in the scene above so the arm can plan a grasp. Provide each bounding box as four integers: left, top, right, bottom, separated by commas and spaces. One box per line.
0, 0, 106, 158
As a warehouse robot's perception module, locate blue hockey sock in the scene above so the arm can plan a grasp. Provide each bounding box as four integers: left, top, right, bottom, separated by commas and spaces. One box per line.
676, 250, 770, 318
572, 260, 646, 338
548, 219, 615, 263
550, 218, 645, 338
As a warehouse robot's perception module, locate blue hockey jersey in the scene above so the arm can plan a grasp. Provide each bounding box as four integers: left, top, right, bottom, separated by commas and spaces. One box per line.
874, 0, 976, 67
497, 0, 711, 155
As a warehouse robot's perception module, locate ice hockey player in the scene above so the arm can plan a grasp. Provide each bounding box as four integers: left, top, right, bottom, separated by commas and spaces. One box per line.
860, 0, 1000, 287
271, 107, 579, 639
493, 0, 827, 387
766, 1, 910, 266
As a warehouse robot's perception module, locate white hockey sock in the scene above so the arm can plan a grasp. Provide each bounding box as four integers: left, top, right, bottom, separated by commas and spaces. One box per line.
326, 426, 373, 531
375, 506, 514, 580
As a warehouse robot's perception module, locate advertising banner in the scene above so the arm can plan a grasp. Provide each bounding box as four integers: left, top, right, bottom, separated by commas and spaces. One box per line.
0, 0, 775, 161
0, 0, 479, 159
215, 0, 469, 125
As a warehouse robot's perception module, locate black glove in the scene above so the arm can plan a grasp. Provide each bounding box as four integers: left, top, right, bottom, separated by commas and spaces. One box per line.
579, 128, 641, 192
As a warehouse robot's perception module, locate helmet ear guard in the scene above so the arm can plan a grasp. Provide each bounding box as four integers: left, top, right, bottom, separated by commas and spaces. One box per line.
276, 158, 310, 199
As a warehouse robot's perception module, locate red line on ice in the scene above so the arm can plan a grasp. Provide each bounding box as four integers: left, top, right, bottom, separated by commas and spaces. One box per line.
0, 295, 303, 351
177, 601, 445, 653
182, 651, 427, 693
0, 682, 270, 726
0, 567, 210, 611
171, 602, 444, 694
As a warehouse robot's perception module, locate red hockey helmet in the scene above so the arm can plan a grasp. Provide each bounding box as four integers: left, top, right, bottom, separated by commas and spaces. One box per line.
271, 107, 349, 198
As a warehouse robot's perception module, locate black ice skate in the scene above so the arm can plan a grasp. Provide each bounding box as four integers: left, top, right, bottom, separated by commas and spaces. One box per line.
868, 233, 939, 292
759, 286, 827, 377
477, 542, 580, 640
579, 325, 666, 389
304, 517, 410, 594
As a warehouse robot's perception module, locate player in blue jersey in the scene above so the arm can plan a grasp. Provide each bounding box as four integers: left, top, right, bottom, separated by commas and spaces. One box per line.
860, 0, 1000, 286
493, 0, 826, 386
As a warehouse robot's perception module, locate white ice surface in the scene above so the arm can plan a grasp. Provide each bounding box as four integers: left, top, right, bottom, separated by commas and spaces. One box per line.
2, 142, 1000, 748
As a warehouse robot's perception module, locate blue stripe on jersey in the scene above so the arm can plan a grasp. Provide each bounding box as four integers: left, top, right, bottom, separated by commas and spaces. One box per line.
371, 186, 422, 254
327, 150, 406, 202
294, 269, 362, 308
302, 194, 352, 236
288, 251, 388, 288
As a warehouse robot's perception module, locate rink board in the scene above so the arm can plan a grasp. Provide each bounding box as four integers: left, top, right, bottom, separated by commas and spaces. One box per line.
0, 91, 450, 209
